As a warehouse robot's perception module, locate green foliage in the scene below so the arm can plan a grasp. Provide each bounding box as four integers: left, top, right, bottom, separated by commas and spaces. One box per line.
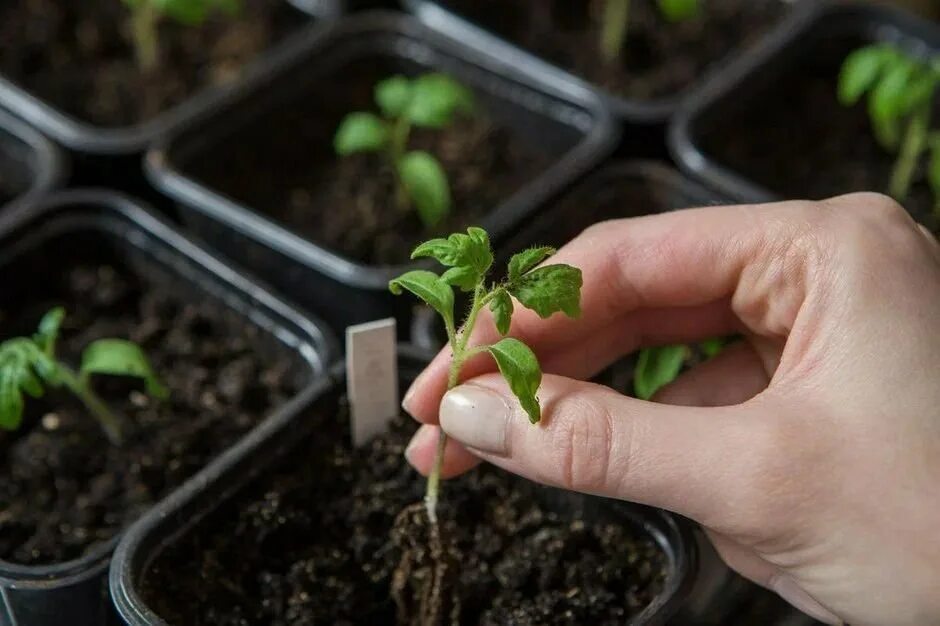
634, 338, 726, 400
600, 0, 700, 62
0, 308, 167, 444
487, 338, 542, 424
334, 73, 475, 228
838, 43, 940, 214
657, 0, 700, 22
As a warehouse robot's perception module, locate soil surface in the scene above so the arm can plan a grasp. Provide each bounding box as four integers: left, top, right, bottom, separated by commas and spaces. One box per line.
142, 410, 670, 625
185, 57, 552, 266
0, 247, 300, 565
700, 35, 939, 231
434, 0, 787, 101
0, 0, 302, 127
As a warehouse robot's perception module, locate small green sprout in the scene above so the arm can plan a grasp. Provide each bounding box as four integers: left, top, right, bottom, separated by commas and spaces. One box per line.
122, 0, 243, 72
334, 73, 475, 229
600, 0, 701, 63
390, 228, 582, 521
634, 338, 725, 400
838, 43, 940, 215
0, 307, 168, 445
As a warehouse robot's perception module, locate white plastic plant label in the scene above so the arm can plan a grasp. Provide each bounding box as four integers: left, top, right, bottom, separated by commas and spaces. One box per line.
346, 318, 399, 447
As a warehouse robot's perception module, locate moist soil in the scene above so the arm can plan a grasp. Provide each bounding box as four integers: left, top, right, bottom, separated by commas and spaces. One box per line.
185, 58, 551, 266
0, 254, 299, 565
141, 411, 669, 625
0, 0, 302, 128
699, 35, 939, 232
432, 0, 787, 101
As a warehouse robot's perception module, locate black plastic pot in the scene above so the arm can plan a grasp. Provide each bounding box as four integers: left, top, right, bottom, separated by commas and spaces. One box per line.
0, 109, 66, 216
402, 0, 814, 126
111, 345, 696, 625
0, 190, 336, 626
144, 11, 619, 338
669, 2, 940, 209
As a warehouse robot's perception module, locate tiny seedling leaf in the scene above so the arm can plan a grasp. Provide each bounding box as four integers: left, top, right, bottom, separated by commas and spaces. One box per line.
508, 247, 556, 282
375, 75, 413, 118
0, 367, 25, 431
838, 44, 891, 106
35, 306, 65, 356
398, 151, 451, 228
389, 270, 455, 324
634, 345, 688, 400
412, 238, 461, 265
81, 339, 169, 400
334, 112, 389, 155
487, 338, 542, 424
405, 73, 475, 128
489, 289, 513, 336
509, 265, 583, 319
657, 0, 700, 22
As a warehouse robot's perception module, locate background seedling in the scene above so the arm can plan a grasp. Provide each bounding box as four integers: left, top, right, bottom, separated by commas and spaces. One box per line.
0, 307, 168, 445
122, 0, 243, 72
335, 73, 475, 230
600, 0, 701, 63
634, 337, 725, 400
838, 43, 940, 215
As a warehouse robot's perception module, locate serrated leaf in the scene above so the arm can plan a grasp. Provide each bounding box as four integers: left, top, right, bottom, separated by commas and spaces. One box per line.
509, 264, 582, 319
375, 75, 413, 118
81, 339, 169, 399
446, 228, 493, 276
334, 112, 389, 155
489, 289, 513, 335
838, 45, 892, 106
389, 270, 455, 324
398, 151, 451, 228
405, 73, 475, 128
487, 338, 542, 424
508, 246, 556, 282
441, 266, 479, 292
657, 0, 699, 22
634, 345, 688, 400
412, 238, 460, 265
35, 307, 65, 355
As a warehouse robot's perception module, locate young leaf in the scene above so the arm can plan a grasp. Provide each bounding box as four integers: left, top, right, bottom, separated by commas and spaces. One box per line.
398, 151, 451, 228
411, 238, 460, 265
634, 345, 688, 401
440, 266, 479, 292
35, 306, 65, 356
838, 45, 891, 106
334, 112, 389, 155
0, 367, 25, 430
0, 339, 58, 430
870, 59, 914, 131
487, 338, 542, 424
389, 270, 455, 324
406, 74, 474, 128
449, 228, 493, 277
508, 247, 556, 282
509, 265, 583, 319
657, 0, 699, 22
375, 75, 413, 118
489, 289, 513, 336
81, 339, 169, 399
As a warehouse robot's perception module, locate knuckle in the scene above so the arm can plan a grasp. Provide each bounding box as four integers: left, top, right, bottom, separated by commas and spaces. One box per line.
548, 394, 614, 493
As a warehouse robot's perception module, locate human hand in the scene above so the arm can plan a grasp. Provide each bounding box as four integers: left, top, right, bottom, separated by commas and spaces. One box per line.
402, 193, 940, 626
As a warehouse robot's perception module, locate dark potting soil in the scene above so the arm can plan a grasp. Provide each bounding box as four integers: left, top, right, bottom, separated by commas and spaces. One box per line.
141, 411, 669, 625
0, 252, 300, 565
699, 35, 939, 231
432, 0, 787, 101
184, 58, 551, 266
0, 0, 302, 127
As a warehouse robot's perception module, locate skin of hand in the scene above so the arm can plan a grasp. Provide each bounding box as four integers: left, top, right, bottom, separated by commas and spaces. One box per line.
401, 193, 940, 626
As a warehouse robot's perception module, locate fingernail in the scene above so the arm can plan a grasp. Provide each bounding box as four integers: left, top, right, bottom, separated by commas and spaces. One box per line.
402, 378, 420, 416
404, 424, 433, 465
771, 575, 842, 625
439, 384, 510, 455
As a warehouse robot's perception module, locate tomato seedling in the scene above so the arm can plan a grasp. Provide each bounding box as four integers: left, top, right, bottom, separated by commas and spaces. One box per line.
634, 337, 725, 400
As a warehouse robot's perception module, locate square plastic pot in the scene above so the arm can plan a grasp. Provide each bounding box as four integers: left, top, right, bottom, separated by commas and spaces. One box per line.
145, 11, 619, 338
0, 190, 336, 626
0, 109, 66, 217
110, 345, 696, 626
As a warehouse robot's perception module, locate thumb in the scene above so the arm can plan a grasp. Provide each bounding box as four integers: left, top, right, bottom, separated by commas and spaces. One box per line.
439, 372, 771, 524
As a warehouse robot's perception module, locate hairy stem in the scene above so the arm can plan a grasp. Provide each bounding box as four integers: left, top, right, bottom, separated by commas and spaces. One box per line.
57, 366, 124, 446
890, 105, 930, 203
390, 116, 413, 213
600, 0, 630, 63
130, 1, 160, 73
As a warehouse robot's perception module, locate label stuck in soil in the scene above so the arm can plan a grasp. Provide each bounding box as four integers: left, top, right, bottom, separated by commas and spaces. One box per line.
346, 319, 398, 447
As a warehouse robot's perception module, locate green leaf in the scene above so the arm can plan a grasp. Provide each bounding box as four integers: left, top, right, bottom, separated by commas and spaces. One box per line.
634, 345, 688, 400
870, 58, 914, 132
81, 339, 169, 400
35, 307, 65, 356
398, 151, 451, 228
405, 73, 475, 128
389, 270, 455, 324
0, 337, 59, 430
489, 289, 513, 336
657, 0, 699, 22
0, 366, 24, 431
838, 45, 892, 106
487, 338, 542, 424
509, 264, 583, 319
440, 266, 479, 292
699, 337, 726, 359
412, 238, 460, 265
508, 246, 556, 282
899, 70, 938, 116
334, 112, 389, 155
375, 75, 413, 118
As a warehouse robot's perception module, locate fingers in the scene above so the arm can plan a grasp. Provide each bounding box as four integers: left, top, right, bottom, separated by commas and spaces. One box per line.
653, 341, 772, 407
404, 424, 481, 478
434, 372, 771, 523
